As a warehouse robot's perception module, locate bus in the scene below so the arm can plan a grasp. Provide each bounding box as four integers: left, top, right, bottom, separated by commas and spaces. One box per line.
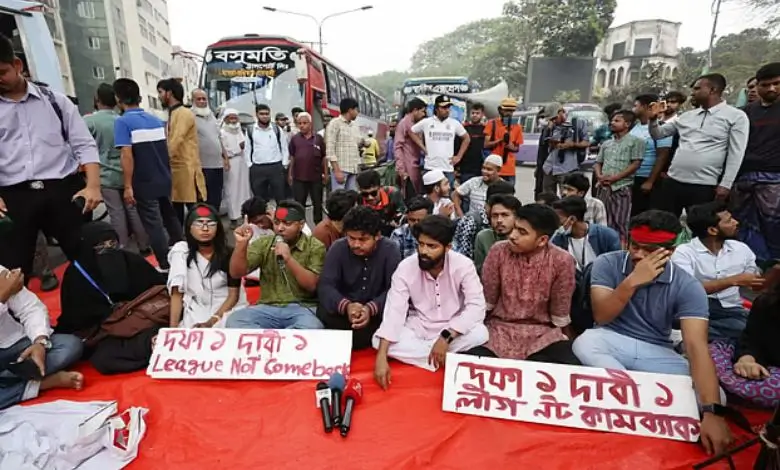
396, 76, 478, 122
200, 34, 388, 140
512, 103, 608, 167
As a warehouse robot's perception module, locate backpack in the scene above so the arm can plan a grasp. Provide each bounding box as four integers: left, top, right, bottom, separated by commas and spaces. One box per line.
571, 261, 596, 335
34, 82, 68, 142
571, 117, 587, 164
246, 123, 282, 161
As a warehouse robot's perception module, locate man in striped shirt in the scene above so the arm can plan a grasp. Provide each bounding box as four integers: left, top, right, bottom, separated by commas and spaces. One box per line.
113, 78, 182, 271
326, 97, 363, 191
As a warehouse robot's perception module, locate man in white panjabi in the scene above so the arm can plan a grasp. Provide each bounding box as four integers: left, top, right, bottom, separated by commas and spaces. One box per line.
373, 215, 488, 389
220, 108, 252, 227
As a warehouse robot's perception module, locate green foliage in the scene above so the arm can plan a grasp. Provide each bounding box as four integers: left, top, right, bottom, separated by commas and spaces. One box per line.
504, 0, 617, 57
553, 89, 582, 103
359, 70, 411, 104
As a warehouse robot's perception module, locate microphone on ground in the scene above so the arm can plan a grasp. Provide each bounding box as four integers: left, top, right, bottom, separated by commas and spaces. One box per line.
340, 378, 363, 437
315, 382, 333, 433
328, 372, 345, 427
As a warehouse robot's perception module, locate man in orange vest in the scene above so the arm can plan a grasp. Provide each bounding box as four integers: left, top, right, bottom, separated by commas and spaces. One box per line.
484, 98, 523, 185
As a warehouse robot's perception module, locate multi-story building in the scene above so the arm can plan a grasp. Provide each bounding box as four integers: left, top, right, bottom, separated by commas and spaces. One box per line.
40, 0, 75, 96
171, 45, 201, 105
594, 19, 681, 90
58, 0, 172, 115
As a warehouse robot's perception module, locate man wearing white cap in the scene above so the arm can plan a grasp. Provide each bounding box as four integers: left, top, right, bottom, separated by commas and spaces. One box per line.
220, 109, 251, 226
422, 170, 455, 219
408, 95, 470, 186
452, 154, 504, 218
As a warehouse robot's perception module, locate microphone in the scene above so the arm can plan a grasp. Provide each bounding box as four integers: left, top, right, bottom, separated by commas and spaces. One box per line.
340, 378, 363, 437
327, 372, 345, 427
315, 382, 333, 433
273, 235, 285, 267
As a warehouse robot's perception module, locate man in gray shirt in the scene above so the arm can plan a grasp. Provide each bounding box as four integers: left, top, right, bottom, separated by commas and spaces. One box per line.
649, 73, 749, 217
540, 102, 590, 195
192, 89, 228, 211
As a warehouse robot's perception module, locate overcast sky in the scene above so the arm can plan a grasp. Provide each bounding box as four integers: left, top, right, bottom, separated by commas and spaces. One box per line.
168, 0, 762, 77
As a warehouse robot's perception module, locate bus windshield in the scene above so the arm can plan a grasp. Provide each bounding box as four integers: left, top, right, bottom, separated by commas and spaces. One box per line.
202, 44, 304, 119
568, 109, 608, 134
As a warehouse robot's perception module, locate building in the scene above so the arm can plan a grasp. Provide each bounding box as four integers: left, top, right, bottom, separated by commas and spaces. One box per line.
40, 0, 75, 96
171, 45, 201, 104
594, 19, 681, 90
58, 0, 172, 115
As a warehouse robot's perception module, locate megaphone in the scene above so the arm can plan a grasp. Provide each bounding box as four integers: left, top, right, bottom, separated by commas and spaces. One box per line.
447, 80, 511, 118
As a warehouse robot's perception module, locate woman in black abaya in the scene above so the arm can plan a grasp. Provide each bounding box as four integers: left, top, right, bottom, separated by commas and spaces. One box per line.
55, 222, 166, 374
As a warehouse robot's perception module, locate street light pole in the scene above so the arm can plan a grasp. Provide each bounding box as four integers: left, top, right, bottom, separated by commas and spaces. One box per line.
706, 0, 723, 72
262, 5, 373, 54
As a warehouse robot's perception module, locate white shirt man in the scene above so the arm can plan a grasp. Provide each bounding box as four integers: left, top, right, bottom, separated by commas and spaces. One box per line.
410, 96, 468, 175
0, 267, 84, 409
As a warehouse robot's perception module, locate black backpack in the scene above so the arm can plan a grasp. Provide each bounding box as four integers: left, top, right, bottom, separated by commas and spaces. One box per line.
245, 123, 282, 161
571, 261, 596, 335
33, 81, 67, 141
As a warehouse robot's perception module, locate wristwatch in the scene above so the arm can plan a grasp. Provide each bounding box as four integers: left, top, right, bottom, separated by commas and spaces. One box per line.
700, 403, 727, 417
35, 337, 52, 350
440, 329, 453, 344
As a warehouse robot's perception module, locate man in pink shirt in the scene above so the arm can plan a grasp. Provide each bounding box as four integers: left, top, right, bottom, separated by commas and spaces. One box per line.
373, 215, 488, 389
393, 98, 428, 197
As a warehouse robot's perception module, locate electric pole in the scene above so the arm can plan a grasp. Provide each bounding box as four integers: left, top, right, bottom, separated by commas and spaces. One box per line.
706, 0, 724, 72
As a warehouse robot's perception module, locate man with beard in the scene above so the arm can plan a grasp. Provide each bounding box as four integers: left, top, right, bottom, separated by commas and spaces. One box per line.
373, 215, 488, 387
421, 170, 454, 219
731, 62, 780, 265
672, 202, 762, 341
191, 89, 228, 211
220, 109, 251, 227
394, 98, 427, 196
247, 104, 289, 204
356, 169, 405, 236
474, 194, 522, 275
649, 74, 748, 216
468, 204, 578, 365
157, 78, 206, 224
318, 206, 401, 349
227, 200, 325, 329
0, 33, 101, 282
573, 210, 733, 457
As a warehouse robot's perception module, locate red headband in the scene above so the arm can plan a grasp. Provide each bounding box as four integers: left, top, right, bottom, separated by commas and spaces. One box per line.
630, 225, 677, 245
195, 206, 212, 218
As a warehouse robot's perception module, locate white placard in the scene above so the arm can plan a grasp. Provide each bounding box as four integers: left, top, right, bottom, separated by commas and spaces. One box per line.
442, 353, 701, 442
147, 328, 352, 381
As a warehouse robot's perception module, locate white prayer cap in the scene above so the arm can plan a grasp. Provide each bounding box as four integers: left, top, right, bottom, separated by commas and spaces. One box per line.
222, 108, 239, 118
423, 170, 446, 186
484, 154, 503, 169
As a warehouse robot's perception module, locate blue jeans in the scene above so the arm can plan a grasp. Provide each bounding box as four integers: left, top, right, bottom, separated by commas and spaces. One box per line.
708, 298, 748, 342
573, 327, 690, 376
226, 303, 324, 329
0, 334, 83, 409
331, 172, 357, 191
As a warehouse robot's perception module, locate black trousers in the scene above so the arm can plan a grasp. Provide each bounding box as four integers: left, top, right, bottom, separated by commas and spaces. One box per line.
316, 306, 382, 351
465, 340, 581, 366
631, 176, 663, 216
0, 174, 85, 282
202, 168, 224, 212
250, 162, 285, 203
293, 179, 323, 224
659, 177, 716, 217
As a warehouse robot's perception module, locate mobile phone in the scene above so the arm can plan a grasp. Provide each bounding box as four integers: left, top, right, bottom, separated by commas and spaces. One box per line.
0, 215, 13, 235
7, 358, 43, 380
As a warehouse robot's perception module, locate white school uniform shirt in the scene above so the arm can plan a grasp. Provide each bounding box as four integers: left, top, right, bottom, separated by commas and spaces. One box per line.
244, 124, 289, 167
166, 242, 249, 327
671, 237, 759, 309
0, 265, 51, 348
410, 116, 467, 172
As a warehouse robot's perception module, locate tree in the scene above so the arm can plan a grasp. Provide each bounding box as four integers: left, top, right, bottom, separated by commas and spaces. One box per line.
408, 16, 535, 94
744, 0, 780, 29
359, 70, 410, 104
553, 89, 581, 103
504, 0, 617, 57
710, 28, 780, 95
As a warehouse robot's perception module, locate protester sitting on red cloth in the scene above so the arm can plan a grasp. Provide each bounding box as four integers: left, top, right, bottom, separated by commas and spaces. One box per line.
572, 210, 732, 455
356, 169, 406, 237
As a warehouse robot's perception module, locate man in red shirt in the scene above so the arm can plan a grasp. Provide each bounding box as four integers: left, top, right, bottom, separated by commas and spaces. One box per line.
393, 98, 427, 197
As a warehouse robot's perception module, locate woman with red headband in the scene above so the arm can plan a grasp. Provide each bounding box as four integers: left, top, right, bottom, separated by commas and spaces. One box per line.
573, 210, 733, 456
167, 204, 247, 328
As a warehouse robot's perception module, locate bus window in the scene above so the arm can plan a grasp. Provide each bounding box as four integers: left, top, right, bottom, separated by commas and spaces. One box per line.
523, 116, 536, 133
337, 73, 348, 102
361, 89, 370, 117
324, 65, 340, 106
371, 95, 380, 118
347, 80, 358, 102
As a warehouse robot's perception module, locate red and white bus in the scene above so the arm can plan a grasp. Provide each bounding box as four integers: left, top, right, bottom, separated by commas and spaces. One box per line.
200, 34, 388, 141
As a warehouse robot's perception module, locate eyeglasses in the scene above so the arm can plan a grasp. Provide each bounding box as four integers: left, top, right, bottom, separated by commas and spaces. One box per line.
192, 220, 218, 229
360, 189, 379, 198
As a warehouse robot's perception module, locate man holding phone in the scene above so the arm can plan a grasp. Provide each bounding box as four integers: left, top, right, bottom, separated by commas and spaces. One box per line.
0, 267, 84, 409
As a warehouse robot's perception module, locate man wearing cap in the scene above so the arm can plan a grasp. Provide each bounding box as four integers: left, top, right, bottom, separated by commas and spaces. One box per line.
422, 170, 455, 219
409, 95, 470, 187
572, 209, 733, 456
227, 200, 326, 330
485, 98, 524, 185
540, 103, 590, 195
394, 98, 428, 196
452, 154, 504, 219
